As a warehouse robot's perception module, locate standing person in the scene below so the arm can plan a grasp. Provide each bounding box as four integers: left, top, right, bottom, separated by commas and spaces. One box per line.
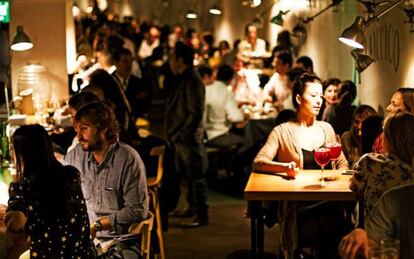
238, 23, 267, 58
166, 41, 208, 227
64, 102, 149, 258
6, 124, 95, 258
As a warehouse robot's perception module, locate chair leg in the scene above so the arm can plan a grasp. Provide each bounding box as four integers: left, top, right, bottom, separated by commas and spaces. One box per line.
151, 188, 166, 259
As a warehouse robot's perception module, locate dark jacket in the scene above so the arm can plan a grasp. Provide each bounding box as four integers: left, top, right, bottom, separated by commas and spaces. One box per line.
165, 67, 205, 144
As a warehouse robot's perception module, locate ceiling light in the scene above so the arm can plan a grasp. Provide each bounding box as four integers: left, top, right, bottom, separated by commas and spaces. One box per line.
209, 4, 222, 15
11, 25, 33, 51
186, 10, 197, 19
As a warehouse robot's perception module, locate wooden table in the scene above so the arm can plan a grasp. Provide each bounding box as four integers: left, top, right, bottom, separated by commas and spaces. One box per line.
244, 170, 356, 258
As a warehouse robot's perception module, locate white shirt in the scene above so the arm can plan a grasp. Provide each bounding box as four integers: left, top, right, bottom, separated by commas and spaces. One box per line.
263, 73, 293, 110
232, 68, 262, 105
239, 38, 267, 57
204, 81, 244, 140
138, 39, 160, 59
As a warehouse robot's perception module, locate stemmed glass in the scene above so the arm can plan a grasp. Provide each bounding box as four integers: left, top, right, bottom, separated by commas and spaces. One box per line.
314, 147, 331, 187
326, 135, 342, 170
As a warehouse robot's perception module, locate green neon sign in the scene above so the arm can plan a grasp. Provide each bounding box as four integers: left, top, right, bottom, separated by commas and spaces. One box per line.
0, 1, 10, 23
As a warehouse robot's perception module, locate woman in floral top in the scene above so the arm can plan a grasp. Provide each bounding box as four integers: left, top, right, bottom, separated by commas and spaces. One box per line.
5, 125, 96, 258
350, 112, 414, 225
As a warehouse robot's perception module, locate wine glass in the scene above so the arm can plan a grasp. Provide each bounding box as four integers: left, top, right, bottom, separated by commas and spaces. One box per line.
326, 135, 342, 170
314, 147, 331, 187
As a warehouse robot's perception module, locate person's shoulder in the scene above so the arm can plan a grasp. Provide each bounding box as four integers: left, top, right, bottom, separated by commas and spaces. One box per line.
359, 153, 389, 164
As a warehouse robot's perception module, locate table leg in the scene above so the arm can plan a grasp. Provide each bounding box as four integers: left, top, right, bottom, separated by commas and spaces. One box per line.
249, 201, 264, 258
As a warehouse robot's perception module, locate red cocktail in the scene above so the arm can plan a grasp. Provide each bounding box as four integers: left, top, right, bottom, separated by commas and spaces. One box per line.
328, 143, 342, 161
314, 147, 331, 187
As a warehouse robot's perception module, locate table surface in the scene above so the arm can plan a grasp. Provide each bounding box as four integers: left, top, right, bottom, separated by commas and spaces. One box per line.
244, 170, 355, 201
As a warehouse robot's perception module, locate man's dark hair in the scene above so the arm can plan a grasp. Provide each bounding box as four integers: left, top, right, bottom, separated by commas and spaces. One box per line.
174, 41, 194, 67
68, 91, 100, 111
216, 64, 234, 83
197, 65, 213, 78
112, 47, 132, 62
277, 52, 293, 67
296, 56, 314, 72
339, 80, 357, 106
75, 102, 120, 143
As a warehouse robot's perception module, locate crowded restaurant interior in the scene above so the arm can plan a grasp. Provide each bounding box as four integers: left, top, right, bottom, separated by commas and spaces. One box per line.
1, 0, 414, 258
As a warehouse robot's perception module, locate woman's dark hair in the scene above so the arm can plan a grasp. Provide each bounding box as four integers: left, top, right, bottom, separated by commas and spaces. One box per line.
361, 115, 383, 154
275, 109, 297, 125
396, 87, 414, 113
12, 125, 68, 218
339, 80, 357, 106
75, 102, 120, 143
292, 73, 322, 109
323, 78, 341, 93
84, 69, 130, 127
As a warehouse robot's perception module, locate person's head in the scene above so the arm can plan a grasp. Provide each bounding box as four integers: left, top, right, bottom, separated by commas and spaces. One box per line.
113, 47, 133, 78
197, 65, 214, 86
386, 88, 414, 114
245, 23, 258, 42
338, 80, 357, 106
361, 115, 384, 154
295, 56, 314, 73
12, 124, 57, 178
287, 67, 306, 88
323, 78, 341, 105
351, 105, 377, 137
383, 112, 414, 165
169, 41, 194, 74
148, 26, 160, 42
276, 30, 292, 47
292, 73, 323, 117
216, 64, 234, 84
74, 102, 120, 151
273, 52, 293, 75
218, 40, 230, 56
68, 91, 100, 121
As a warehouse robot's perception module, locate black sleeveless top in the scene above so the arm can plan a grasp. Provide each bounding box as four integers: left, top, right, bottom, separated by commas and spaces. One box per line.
302, 148, 332, 170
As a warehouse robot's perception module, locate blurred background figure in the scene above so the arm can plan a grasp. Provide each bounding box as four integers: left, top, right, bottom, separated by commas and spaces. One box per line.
341, 105, 377, 166
319, 78, 340, 120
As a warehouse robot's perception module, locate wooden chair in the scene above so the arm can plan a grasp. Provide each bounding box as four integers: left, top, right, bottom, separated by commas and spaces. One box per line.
129, 211, 154, 259
147, 145, 166, 259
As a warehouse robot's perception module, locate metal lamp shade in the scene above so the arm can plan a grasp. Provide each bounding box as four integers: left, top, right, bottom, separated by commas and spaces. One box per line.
351, 49, 374, 72
11, 25, 33, 51
338, 16, 365, 49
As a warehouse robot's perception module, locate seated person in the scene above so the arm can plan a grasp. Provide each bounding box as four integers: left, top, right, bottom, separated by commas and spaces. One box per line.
230, 58, 262, 108
262, 52, 293, 111
341, 105, 377, 165
6, 125, 95, 258
339, 184, 414, 259
238, 23, 267, 58
199, 65, 244, 149
64, 102, 149, 258
350, 112, 414, 224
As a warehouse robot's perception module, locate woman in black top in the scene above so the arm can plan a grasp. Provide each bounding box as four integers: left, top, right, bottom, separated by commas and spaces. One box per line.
6, 124, 96, 258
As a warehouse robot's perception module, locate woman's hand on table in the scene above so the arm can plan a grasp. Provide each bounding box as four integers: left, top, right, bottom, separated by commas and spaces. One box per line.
285, 162, 298, 179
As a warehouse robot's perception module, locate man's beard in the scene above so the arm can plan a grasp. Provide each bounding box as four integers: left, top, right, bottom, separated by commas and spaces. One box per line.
79, 132, 104, 152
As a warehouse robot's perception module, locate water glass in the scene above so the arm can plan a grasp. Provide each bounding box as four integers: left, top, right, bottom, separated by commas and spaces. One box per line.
380, 239, 400, 259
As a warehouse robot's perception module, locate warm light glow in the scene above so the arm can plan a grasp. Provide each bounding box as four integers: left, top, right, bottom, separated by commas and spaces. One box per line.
252, 0, 262, 7
85, 6, 93, 13
209, 8, 222, 15
339, 37, 364, 49
186, 12, 197, 19
72, 5, 80, 17
11, 42, 33, 51
279, 0, 308, 12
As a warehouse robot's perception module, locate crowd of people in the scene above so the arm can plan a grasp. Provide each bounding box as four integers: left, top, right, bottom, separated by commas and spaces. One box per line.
1, 7, 414, 259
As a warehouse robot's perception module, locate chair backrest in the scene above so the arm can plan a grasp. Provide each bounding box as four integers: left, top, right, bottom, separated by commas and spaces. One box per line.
148, 145, 165, 187
128, 211, 154, 259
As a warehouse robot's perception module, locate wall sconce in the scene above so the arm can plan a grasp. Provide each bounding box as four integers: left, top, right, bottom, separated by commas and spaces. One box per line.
404, 7, 414, 33
5, 26, 33, 117
209, 4, 222, 15
292, 22, 307, 38
270, 10, 289, 26
185, 9, 198, 19
339, 0, 405, 49
351, 49, 374, 72
302, 0, 342, 24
